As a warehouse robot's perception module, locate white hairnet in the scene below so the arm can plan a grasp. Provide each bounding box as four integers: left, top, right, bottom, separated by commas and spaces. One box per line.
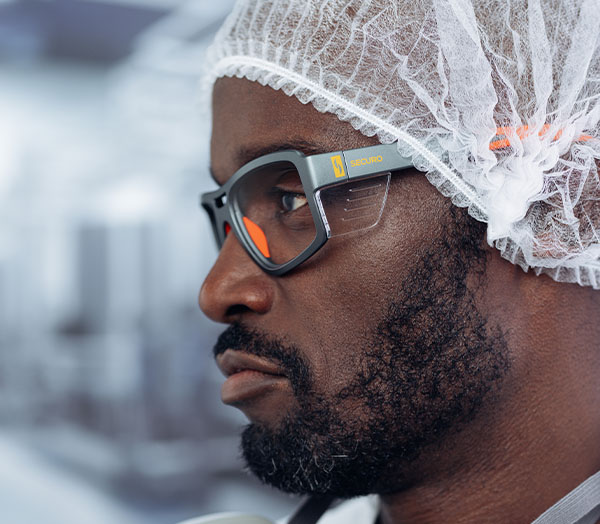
204, 0, 600, 289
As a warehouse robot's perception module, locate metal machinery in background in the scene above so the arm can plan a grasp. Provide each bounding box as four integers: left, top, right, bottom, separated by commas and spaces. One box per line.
0, 1, 297, 522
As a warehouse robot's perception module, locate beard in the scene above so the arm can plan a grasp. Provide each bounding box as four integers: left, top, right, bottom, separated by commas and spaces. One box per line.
213, 207, 511, 497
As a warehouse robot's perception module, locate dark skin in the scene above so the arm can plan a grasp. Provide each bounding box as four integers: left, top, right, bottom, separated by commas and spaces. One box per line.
200, 77, 600, 524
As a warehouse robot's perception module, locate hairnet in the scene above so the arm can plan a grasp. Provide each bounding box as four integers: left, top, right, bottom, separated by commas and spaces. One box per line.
203, 0, 600, 289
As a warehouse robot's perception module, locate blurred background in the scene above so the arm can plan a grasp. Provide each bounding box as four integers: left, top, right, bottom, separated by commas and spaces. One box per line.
0, 0, 299, 522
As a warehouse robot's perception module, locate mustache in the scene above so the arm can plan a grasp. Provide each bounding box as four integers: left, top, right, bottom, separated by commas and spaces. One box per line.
213, 323, 312, 395
213, 322, 284, 359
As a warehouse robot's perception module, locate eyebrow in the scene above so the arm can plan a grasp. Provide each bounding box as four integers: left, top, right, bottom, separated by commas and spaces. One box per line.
209, 139, 330, 186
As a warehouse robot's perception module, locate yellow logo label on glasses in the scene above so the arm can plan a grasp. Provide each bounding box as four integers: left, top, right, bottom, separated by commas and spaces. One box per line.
349, 156, 383, 167
331, 155, 346, 178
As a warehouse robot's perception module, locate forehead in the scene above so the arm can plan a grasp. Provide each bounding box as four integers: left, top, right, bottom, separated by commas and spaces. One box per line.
210, 77, 378, 182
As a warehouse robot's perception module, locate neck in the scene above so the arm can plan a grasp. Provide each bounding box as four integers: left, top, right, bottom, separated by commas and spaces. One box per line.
379, 404, 600, 523
378, 306, 600, 524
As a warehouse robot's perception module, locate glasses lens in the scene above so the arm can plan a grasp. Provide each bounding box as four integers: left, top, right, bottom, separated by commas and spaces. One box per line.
235, 161, 317, 265
317, 174, 390, 237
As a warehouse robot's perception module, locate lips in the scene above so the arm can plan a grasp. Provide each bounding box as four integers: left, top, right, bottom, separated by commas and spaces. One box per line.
217, 349, 285, 378
216, 349, 289, 405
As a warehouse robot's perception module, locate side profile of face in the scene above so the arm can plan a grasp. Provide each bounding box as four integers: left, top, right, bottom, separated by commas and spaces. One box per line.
200, 77, 518, 497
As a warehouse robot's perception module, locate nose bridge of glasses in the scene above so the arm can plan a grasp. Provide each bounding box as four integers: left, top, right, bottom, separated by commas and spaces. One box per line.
202, 189, 230, 246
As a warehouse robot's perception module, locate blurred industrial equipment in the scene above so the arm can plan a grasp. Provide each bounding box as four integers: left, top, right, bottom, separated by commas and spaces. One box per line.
0, 1, 297, 522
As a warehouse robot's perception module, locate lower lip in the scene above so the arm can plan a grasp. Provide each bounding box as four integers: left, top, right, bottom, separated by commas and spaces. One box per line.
221, 370, 289, 405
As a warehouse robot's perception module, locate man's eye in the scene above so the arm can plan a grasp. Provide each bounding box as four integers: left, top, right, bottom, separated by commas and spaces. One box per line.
281, 192, 308, 212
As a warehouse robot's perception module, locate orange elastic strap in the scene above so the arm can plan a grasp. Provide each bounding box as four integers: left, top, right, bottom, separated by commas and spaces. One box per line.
490, 124, 594, 151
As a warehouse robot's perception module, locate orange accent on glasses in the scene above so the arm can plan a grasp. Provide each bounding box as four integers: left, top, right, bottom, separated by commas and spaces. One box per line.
243, 216, 271, 259
489, 124, 594, 151
225, 222, 232, 236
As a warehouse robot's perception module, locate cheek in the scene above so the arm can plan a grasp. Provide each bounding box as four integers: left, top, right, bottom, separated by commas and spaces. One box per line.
278, 174, 449, 393
313, 174, 447, 319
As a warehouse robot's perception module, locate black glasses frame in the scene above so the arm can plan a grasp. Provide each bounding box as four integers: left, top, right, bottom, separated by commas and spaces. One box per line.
201, 143, 414, 276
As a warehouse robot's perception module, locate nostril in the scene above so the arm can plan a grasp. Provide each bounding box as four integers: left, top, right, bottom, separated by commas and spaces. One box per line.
225, 304, 253, 317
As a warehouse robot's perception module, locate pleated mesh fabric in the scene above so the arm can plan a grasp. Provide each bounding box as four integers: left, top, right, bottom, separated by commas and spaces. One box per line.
204, 0, 600, 288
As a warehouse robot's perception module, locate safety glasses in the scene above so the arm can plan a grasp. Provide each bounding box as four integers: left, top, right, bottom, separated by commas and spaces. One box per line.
201, 143, 414, 275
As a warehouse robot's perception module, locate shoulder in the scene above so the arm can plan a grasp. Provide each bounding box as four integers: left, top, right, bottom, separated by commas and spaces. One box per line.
277, 496, 380, 524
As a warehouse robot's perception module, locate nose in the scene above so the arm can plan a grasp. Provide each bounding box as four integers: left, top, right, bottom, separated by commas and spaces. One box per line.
199, 232, 275, 323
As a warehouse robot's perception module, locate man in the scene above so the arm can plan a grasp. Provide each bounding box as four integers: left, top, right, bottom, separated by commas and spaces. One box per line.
196, 1, 600, 523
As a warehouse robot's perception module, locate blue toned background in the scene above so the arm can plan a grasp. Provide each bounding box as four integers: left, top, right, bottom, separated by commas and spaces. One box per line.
0, 1, 298, 522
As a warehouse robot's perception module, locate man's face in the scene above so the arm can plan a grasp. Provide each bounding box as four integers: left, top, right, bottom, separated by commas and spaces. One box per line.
200, 77, 511, 496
